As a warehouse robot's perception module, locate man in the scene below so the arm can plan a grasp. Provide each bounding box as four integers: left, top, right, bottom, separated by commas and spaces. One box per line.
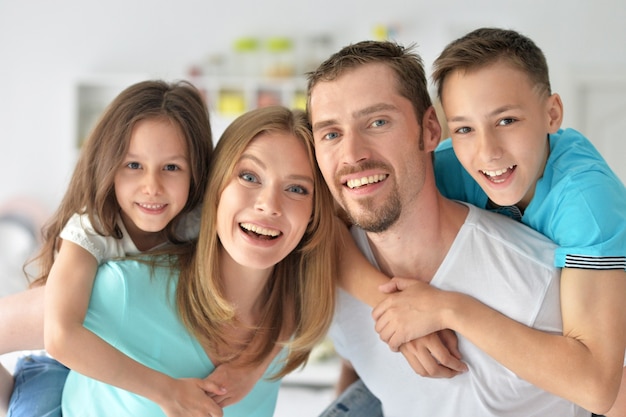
306, 40, 625, 416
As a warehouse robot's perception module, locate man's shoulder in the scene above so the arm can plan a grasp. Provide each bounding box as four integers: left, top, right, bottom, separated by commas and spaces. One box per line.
463, 204, 556, 266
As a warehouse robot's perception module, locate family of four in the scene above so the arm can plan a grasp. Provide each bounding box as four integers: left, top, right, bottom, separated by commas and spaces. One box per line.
0, 26, 624, 417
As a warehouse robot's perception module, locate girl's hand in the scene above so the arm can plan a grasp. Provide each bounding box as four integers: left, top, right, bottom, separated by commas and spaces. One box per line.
204, 362, 263, 407
398, 330, 468, 378
159, 378, 224, 417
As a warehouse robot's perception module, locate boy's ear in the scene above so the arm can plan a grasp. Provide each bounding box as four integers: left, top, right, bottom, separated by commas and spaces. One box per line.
546, 93, 564, 133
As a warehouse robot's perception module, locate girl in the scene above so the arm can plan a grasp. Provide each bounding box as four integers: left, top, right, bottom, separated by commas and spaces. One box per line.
59, 105, 337, 416
5, 79, 213, 416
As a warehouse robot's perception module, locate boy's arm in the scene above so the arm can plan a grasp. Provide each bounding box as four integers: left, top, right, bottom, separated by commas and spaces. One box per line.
606, 366, 626, 417
336, 220, 388, 306
44, 241, 223, 416
337, 220, 466, 377
373, 269, 626, 415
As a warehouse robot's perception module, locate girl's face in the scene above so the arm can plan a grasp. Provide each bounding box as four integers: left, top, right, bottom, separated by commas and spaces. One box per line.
217, 131, 314, 271
115, 117, 191, 250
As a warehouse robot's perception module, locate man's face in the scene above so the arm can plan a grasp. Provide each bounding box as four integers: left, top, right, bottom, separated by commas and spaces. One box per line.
309, 63, 430, 233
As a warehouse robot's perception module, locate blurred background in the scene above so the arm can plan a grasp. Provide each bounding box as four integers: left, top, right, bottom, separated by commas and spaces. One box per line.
1, 0, 625, 415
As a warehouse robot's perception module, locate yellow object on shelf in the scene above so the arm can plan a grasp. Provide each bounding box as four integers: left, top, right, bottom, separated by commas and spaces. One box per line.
218, 89, 246, 116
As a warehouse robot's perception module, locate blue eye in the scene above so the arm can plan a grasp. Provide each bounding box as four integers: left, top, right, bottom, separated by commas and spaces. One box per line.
323, 131, 340, 141
127, 162, 141, 169
371, 119, 387, 127
455, 127, 472, 134
240, 172, 258, 183
164, 164, 180, 171
287, 184, 309, 195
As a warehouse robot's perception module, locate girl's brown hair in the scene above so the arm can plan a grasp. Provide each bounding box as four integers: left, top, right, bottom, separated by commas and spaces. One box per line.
29, 80, 212, 286
176, 106, 337, 378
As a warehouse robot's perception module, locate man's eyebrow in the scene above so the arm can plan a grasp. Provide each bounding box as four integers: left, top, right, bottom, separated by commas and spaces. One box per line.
312, 119, 337, 133
312, 103, 400, 133
353, 103, 399, 119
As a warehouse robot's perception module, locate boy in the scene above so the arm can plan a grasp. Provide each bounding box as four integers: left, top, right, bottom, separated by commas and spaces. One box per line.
430, 27, 626, 415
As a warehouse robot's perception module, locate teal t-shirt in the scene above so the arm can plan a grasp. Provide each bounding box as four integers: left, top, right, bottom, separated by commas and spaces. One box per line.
434, 128, 626, 270
62, 259, 283, 417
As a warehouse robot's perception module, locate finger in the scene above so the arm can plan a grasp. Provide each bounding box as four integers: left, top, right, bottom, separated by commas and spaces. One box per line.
212, 394, 232, 406
439, 329, 463, 360
206, 399, 224, 417
378, 281, 399, 294
200, 379, 227, 396
216, 395, 236, 408
371, 299, 391, 321
427, 341, 468, 373
387, 330, 406, 351
389, 277, 416, 291
417, 346, 461, 378
400, 342, 461, 378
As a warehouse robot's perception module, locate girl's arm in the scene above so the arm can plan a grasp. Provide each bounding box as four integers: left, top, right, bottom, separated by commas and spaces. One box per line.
44, 241, 223, 417
205, 343, 283, 407
373, 268, 626, 415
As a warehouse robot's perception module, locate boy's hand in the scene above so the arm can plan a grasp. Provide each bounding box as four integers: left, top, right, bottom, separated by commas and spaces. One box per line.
399, 330, 468, 378
373, 277, 447, 350
204, 362, 265, 407
159, 377, 224, 417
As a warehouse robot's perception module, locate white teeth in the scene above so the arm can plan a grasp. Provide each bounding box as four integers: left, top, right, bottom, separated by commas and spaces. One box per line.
346, 174, 387, 189
481, 166, 514, 177
139, 203, 165, 209
240, 222, 280, 237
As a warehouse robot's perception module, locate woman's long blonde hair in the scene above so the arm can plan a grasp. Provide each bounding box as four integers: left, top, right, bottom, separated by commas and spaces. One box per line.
29, 80, 213, 286
176, 106, 337, 378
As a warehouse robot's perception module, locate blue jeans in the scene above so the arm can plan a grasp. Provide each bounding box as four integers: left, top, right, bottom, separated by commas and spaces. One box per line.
7, 355, 69, 417
318, 379, 383, 417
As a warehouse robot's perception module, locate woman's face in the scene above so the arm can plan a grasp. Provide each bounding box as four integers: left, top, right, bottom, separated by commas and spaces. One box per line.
216, 131, 314, 271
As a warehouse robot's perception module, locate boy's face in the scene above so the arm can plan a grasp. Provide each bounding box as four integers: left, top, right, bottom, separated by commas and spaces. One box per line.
441, 62, 562, 209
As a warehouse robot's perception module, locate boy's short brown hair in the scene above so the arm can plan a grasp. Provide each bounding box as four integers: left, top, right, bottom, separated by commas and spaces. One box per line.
432, 27, 552, 103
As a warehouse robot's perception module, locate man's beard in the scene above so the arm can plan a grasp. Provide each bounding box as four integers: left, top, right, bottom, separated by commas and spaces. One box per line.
341, 184, 401, 233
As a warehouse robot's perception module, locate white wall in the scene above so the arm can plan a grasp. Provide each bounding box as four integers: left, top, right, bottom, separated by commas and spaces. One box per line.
1, 0, 625, 213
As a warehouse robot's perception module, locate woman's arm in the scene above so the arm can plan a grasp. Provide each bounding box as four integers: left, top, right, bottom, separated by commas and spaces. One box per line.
0, 286, 45, 354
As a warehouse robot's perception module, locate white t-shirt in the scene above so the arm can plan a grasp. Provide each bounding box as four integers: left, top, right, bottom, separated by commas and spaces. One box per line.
330, 204, 587, 417
59, 207, 201, 263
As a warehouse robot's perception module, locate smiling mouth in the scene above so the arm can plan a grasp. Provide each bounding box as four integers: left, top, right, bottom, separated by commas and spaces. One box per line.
240, 223, 281, 240
138, 203, 167, 210
346, 174, 388, 189
480, 166, 516, 184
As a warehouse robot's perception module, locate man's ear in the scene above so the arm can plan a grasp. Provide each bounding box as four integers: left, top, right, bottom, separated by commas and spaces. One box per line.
546, 93, 564, 134
422, 106, 443, 152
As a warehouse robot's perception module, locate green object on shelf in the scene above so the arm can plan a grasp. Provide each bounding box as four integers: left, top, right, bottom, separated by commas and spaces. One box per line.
266, 37, 293, 52
233, 37, 260, 52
